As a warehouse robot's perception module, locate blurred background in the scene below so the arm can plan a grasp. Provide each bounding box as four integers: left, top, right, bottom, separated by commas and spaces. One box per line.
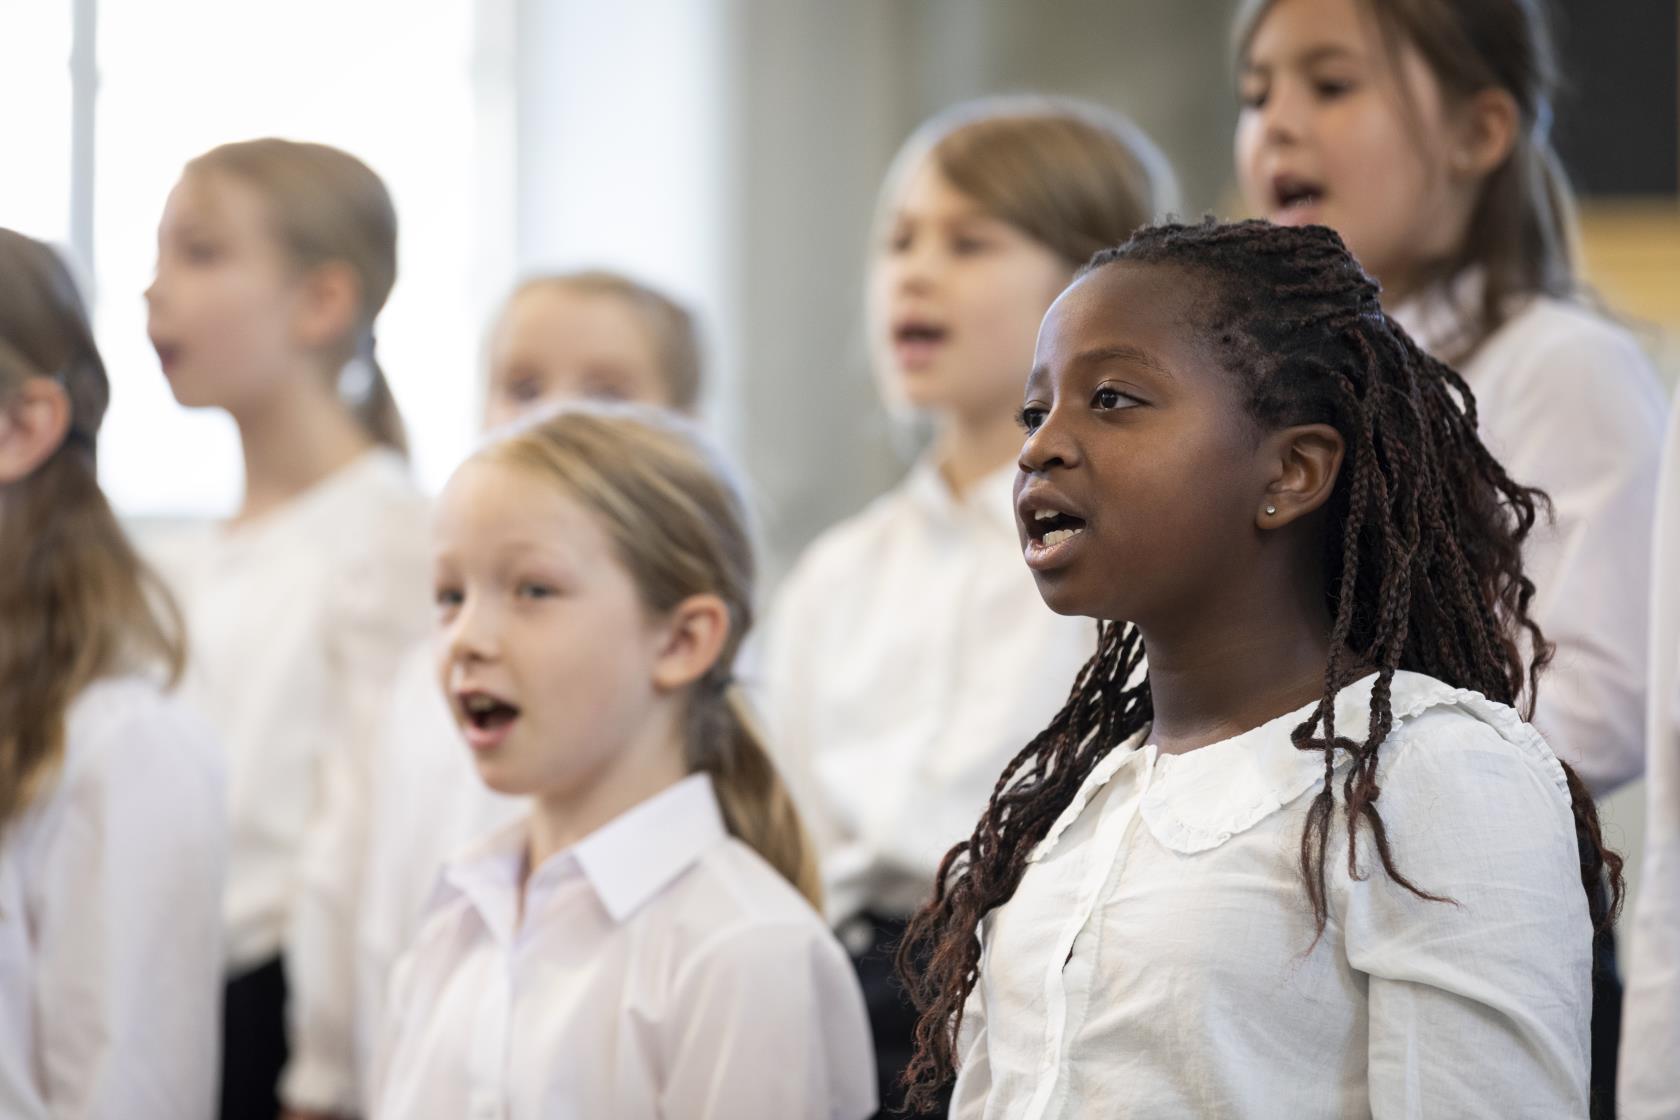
2, 0, 1677, 895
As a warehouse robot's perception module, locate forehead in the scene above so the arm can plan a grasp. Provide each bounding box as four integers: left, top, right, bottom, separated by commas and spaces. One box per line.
1036, 261, 1236, 389
436, 458, 599, 546
889, 156, 996, 223
1244, 0, 1378, 64
498, 287, 651, 353
162, 170, 269, 233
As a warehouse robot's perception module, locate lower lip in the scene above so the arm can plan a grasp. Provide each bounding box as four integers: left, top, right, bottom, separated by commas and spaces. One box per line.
463, 715, 517, 753
1023, 527, 1088, 572
155, 348, 180, 375
1271, 201, 1324, 228
893, 336, 946, 371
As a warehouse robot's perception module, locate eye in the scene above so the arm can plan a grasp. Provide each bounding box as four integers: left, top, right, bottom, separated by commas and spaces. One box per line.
887, 226, 913, 254
182, 239, 222, 265
1016, 405, 1047, 434
1091, 385, 1139, 412
434, 585, 463, 617
952, 235, 992, 256
1238, 81, 1269, 110
516, 581, 557, 601
505, 377, 543, 403
1312, 77, 1354, 100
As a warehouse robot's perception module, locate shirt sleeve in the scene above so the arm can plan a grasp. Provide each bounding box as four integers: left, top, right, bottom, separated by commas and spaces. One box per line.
1479, 318, 1665, 796
31, 692, 226, 1120
659, 920, 877, 1120
1620, 465, 1680, 1120
283, 509, 431, 1115
948, 955, 993, 1120
1340, 725, 1592, 1118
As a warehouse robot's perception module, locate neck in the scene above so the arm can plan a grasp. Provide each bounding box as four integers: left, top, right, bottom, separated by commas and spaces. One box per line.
1139, 545, 1334, 755
230, 367, 374, 523
525, 709, 689, 877
935, 405, 1022, 498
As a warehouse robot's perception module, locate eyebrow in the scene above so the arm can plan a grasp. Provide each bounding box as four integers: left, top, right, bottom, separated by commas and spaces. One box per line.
1074, 344, 1174, 379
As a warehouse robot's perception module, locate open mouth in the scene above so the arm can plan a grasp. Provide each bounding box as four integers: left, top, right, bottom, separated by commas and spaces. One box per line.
458, 690, 521, 750
1271, 174, 1325, 225
893, 320, 950, 368
1026, 506, 1088, 548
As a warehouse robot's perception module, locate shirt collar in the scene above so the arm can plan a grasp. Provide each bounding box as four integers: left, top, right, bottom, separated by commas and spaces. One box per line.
1032, 669, 1488, 862
440, 773, 729, 938
903, 455, 1021, 536
1389, 267, 1488, 361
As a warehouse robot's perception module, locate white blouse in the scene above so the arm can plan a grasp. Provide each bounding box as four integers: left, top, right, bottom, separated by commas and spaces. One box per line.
763, 458, 1098, 923
1392, 284, 1667, 796
371, 774, 877, 1120
951, 670, 1592, 1120
284, 644, 523, 1113
149, 448, 431, 972
0, 676, 225, 1120
1620, 397, 1680, 1119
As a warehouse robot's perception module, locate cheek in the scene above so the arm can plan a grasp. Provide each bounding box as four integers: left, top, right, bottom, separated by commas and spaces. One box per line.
1234, 116, 1266, 206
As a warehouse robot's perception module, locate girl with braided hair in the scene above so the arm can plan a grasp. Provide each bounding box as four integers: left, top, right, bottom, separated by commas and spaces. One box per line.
1233, 6, 1666, 1110
897, 219, 1616, 1117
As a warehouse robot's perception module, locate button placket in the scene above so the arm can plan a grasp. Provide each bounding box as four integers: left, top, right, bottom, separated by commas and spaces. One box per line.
1020, 748, 1157, 1120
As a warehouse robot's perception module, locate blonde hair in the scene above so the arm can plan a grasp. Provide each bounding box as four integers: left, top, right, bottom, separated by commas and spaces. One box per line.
876, 94, 1180, 270
0, 228, 185, 832
478, 404, 821, 909
506, 271, 703, 412
187, 138, 408, 451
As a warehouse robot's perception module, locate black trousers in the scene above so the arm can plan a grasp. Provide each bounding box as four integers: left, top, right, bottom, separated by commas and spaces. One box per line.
1589, 925, 1621, 1120
220, 956, 288, 1120
845, 912, 951, 1119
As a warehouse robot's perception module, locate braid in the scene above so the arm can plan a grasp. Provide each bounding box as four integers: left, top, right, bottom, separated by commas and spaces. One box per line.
897, 218, 1621, 1111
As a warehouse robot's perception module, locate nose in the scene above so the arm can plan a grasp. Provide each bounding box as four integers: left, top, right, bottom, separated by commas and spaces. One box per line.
891, 235, 939, 297
441, 592, 500, 669
1018, 407, 1079, 475
1259, 79, 1305, 148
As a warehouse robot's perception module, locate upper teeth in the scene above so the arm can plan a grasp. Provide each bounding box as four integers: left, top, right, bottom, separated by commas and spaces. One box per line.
1034, 509, 1062, 522
465, 694, 499, 713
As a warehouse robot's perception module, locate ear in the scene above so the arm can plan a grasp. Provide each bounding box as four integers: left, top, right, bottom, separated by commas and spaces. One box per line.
1448, 87, 1519, 182
291, 260, 364, 352
649, 592, 733, 693
1256, 423, 1344, 530
0, 377, 73, 484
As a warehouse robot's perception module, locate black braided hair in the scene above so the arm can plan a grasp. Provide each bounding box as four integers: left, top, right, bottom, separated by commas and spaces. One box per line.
895, 218, 1622, 1112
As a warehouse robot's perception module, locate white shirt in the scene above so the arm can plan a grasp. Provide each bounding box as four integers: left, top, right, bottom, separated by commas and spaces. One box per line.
952, 670, 1592, 1120
283, 643, 523, 1113
763, 459, 1098, 923
149, 448, 431, 971
1620, 397, 1680, 1119
1392, 283, 1667, 796
370, 774, 877, 1120
0, 676, 226, 1120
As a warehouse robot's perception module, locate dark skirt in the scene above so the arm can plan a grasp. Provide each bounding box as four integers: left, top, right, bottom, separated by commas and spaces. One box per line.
220, 956, 288, 1120
843, 911, 951, 1119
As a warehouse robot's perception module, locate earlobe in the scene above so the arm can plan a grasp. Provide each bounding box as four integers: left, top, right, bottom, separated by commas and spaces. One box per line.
0, 378, 73, 485
1258, 423, 1344, 530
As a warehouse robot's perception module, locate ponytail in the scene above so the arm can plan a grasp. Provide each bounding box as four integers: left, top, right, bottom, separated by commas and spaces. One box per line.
339, 333, 407, 455
689, 682, 823, 911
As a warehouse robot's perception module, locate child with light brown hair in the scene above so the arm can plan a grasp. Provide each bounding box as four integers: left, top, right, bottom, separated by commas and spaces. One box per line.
0, 227, 225, 1118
